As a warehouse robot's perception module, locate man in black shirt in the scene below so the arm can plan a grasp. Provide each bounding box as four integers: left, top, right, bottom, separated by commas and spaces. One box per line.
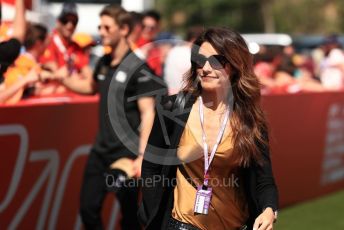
0, 0, 26, 82
53, 4, 165, 230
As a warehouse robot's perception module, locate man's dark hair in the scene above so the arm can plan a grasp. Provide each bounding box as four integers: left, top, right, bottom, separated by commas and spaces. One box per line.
24, 24, 47, 50
100, 4, 133, 34
185, 26, 204, 42
58, 2, 78, 21
143, 10, 161, 23
129, 11, 143, 27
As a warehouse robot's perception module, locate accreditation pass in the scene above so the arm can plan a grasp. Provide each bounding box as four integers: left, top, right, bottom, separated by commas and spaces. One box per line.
194, 185, 212, 215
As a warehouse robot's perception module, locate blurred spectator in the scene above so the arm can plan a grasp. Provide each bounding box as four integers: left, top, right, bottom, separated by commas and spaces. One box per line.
254, 45, 324, 93
279, 45, 324, 92
320, 35, 344, 90
0, 0, 26, 81
311, 46, 325, 78
164, 26, 204, 95
0, 24, 49, 104
135, 10, 166, 77
73, 5, 164, 230
150, 31, 176, 78
136, 10, 160, 47
291, 52, 325, 92
272, 47, 304, 93
254, 46, 281, 92
39, 2, 92, 94
128, 11, 143, 50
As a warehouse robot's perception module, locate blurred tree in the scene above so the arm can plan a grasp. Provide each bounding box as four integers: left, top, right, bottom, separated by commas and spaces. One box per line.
339, 0, 344, 32
261, 0, 275, 32
155, 0, 344, 36
273, 0, 344, 34
156, 0, 264, 37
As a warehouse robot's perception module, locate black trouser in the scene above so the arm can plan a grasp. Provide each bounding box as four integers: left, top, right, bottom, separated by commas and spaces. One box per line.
80, 152, 141, 230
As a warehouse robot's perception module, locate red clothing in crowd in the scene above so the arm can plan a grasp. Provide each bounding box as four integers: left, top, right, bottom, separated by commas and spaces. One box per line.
136, 37, 163, 77
146, 47, 163, 77
136, 37, 151, 48
40, 30, 89, 72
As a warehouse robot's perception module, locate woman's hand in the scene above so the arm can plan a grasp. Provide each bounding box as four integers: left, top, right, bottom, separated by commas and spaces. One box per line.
253, 207, 275, 230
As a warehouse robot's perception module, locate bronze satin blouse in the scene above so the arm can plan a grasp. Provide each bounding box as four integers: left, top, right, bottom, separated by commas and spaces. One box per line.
172, 108, 248, 230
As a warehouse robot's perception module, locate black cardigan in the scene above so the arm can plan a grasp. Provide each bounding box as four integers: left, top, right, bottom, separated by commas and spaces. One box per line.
138, 92, 278, 230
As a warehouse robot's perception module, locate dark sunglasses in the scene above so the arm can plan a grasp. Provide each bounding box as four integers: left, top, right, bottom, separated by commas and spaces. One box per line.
98, 25, 111, 32
193, 54, 228, 70
60, 17, 78, 26
143, 24, 156, 30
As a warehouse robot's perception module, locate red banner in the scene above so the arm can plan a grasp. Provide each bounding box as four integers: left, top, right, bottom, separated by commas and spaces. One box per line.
0, 96, 121, 229
1, 92, 344, 228
263, 92, 344, 207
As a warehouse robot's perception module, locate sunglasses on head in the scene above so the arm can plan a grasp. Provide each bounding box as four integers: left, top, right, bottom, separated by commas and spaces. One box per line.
98, 25, 111, 32
193, 54, 228, 70
60, 17, 78, 26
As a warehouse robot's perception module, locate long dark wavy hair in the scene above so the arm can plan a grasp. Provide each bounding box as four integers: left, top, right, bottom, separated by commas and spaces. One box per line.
182, 27, 269, 167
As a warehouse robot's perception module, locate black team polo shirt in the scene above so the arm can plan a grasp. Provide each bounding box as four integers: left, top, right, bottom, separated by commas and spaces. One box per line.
91, 51, 166, 167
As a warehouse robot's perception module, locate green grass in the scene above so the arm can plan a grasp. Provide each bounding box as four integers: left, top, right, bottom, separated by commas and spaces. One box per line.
275, 190, 344, 230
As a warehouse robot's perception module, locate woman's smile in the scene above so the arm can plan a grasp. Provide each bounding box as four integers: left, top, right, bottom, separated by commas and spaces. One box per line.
201, 75, 219, 80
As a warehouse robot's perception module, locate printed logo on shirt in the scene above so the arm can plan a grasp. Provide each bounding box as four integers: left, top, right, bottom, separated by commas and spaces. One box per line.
97, 74, 106, 81
115, 71, 127, 83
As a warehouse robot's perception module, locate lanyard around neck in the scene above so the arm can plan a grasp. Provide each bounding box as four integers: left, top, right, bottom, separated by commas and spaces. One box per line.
199, 96, 229, 186
53, 34, 70, 62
